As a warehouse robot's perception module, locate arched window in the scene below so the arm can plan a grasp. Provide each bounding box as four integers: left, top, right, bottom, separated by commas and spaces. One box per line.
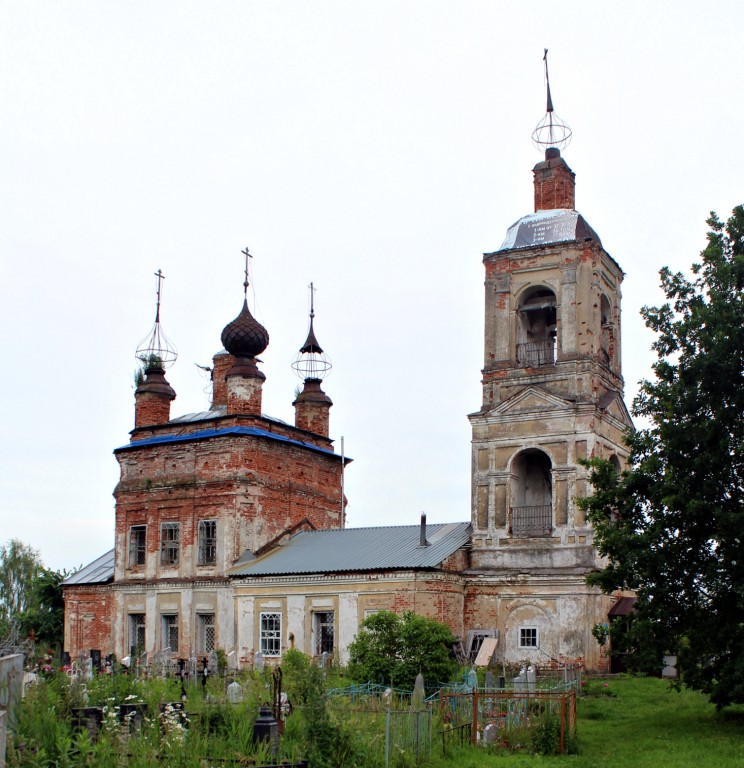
516, 287, 557, 366
510, 449, 552, 536
600, 294, 613, 367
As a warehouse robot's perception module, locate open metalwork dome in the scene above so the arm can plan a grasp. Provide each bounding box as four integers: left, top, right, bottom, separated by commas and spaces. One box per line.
291, 282, 332, 381
135, 269, 178, 370
531, 49, 572, 152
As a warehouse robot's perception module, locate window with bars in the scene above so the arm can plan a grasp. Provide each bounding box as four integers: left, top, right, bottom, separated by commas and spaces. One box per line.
160, 522, 180, 566
162, 614, 179, 652
128, 525, 146, 567
260, 612, 282, 657
313, 611, 335, 656
129, 614, 145, 655
519, 626, 538, 648
197, 613, 215, 653
197, 520, 217, 565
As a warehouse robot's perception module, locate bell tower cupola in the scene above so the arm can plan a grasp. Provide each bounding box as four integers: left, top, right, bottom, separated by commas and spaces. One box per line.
221, 247, 269, 416
292, 282, 333, 437
134, 269, 177, 429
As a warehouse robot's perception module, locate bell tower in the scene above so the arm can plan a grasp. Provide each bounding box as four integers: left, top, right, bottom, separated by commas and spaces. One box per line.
469, 59, 631, 575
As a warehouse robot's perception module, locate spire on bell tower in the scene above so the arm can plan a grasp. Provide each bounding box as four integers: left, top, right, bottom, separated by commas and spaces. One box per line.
531, 50, 576, 211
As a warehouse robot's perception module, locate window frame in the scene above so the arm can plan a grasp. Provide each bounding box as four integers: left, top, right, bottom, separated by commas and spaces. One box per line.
259, 611, 282, 657
197, 519, 217, 566
128, 525, 147, 567
313, 611, 335, 656
197, 613, 216, 654
160, 522, 180, 566
518, 626, 538, 649
161, 613, 179, 653
129, 613, 146, 656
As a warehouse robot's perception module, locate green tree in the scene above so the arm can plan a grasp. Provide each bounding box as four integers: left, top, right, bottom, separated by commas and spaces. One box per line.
21, 568, 67, 652
582, 206, 744, 707
347, 610, 456, 689
0, 539, 43, 633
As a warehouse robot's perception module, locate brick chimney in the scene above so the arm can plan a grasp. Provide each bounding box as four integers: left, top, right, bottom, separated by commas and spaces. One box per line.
134, 365, 176, 428
293, 379, 332, 436
533, 147, 575, 211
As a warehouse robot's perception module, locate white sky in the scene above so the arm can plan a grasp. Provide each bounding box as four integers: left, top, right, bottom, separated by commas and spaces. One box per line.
1, 1, 742, 572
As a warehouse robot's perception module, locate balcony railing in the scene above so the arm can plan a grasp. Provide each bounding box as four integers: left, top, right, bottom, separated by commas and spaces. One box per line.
510, 505, 552, 537
517, 340, 555, 367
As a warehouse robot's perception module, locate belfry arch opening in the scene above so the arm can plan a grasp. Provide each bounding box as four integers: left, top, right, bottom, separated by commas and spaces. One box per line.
600, 294, 613, 366
510, 449, 553, 536
516, 287, 557, 366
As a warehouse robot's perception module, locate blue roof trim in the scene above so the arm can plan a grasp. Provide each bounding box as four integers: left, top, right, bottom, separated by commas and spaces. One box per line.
115, 426, 345, 459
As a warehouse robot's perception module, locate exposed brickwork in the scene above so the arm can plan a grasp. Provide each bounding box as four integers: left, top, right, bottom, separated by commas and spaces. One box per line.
63, 587, 115, 658
211, 352, 234, 408
533, 151, 576, 211
293, 379, 332, 437
134, 369, 176, 428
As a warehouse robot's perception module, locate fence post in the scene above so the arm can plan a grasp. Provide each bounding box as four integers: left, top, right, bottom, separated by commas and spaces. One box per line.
471, 687, 478, 746
0, 710, 6, 768
385, 706, 390, 768
560, 693, 566, 754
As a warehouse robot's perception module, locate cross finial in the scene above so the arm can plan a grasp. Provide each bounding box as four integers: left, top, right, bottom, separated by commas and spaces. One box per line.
241, 247, 252, 296
154, 269, 165, 322
543, 48, 554, 113
309, 281, 316, 319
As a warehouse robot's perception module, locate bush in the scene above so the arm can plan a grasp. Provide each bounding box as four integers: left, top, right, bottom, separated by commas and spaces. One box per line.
347, 610, 457, 689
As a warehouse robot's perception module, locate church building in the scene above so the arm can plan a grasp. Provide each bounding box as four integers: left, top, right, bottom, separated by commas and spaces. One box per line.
63, 89, 632, 673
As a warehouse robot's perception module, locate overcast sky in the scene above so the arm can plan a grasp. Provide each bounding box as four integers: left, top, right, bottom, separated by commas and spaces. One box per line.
1, 1, 742, 572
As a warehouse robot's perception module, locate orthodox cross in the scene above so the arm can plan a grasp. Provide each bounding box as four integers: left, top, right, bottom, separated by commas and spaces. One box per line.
241, 246, 252, 296
543, 48, 554, 113
154, 268, 165, 322
308, 281, 316, 319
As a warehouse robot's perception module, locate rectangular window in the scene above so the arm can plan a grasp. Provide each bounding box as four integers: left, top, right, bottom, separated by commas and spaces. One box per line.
128, 525, 146, 567
160, 522, 180, 566
260, 612, 282, 657
313, 611, 335, 656
197, 520, 217, 565
162, 614, 179, 652
519, 627, 538, 649
129, 614, 146, 656
197, 613, 215, 653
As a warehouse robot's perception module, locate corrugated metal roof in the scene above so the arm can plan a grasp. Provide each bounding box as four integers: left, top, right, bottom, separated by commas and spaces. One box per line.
228, 522, 471, 577
169, 407, 291, 427
62, 549, 115, 585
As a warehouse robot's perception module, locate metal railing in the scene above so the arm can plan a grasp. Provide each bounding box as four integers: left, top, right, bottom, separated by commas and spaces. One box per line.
510, 505, 552, 537
516, 340, 555, 366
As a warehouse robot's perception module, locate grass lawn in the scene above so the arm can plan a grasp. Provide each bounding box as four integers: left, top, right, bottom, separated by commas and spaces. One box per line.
429, 676, 744, 768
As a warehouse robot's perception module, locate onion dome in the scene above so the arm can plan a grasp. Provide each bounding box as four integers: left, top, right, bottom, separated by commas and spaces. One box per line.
221, 299, 269, 358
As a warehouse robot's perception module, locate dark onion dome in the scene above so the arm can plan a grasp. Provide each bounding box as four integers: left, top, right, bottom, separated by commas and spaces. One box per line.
498, 209, 601, 252
221, 299, 269, 358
